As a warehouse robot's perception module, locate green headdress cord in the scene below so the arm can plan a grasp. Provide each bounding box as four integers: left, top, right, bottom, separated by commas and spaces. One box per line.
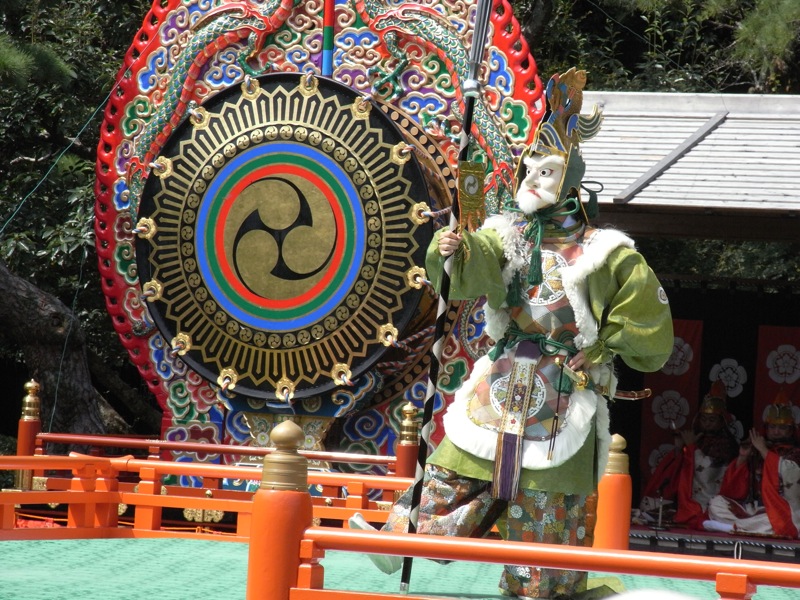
504, 196, 582, 306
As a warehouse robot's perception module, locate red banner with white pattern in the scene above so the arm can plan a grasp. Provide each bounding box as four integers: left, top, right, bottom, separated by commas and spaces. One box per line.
753, 325, 800, 427
639, 318, 704, 485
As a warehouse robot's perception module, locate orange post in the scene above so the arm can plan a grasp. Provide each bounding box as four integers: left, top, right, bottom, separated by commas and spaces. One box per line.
14, 380, 41, 490
717, 573, 756, 600
133, 465, 163, 530
67, 464, 98, 529
236, 511, 252, 538
394, 443, 417, 479
593, 434, 632, 550
297, 539, 325, 590
247, 420, 313, 600
344, 481, 368, 510
94, 464, 120, 528
394, 402, 419, 479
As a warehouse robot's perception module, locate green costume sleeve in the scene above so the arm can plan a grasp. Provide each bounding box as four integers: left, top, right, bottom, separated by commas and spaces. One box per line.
583, 246, 673, 372
425, 228, 507, 309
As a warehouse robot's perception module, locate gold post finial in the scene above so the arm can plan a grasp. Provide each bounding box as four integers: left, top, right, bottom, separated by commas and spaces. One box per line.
260, 420, 308, 492
604, 433, 629, 475
21, 379, 41, 421
14, 380, 42, 490
399, 402, 420, 445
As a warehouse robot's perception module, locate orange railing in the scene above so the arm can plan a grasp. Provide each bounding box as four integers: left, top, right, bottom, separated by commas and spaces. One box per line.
17, 378, 417, 484
292, 528, 799, 600
34, 432, 408, 472
7, 384, 417, 536
0, 453, 410, 539
32, 432, 414, 509
3, 445, 800, 599
7, 384, 800, 599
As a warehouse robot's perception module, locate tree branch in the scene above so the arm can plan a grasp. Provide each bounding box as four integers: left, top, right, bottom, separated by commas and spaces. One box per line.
87, 348, 162, 434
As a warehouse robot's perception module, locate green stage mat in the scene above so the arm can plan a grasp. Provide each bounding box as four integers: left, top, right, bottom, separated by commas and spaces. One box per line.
0, 538, 796, 600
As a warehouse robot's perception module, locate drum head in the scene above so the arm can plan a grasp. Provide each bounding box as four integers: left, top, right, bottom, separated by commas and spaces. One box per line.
136, 73, 433, 400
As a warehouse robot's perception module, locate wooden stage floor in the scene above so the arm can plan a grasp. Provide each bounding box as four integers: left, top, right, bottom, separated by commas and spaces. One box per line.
629, 524, 800, 564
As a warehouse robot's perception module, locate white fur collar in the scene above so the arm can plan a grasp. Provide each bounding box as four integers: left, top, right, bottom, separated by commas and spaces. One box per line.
561, 228, 635, 349
481, 213, 523, 342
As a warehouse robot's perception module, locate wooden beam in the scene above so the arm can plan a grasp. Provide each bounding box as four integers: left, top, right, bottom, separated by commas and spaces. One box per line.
613, 111, 729, 204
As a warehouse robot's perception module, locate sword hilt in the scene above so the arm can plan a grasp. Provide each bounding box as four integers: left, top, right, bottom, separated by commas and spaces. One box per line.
554, 357, 589, 391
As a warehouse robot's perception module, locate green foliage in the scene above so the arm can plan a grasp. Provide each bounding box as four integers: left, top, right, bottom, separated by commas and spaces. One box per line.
516, 0, 633, 86
516, 0, 800, 92
0, 435, 16, 489
0, 34, 34, 87
0, 0, 150, 367
637, 239, 800, 286
733, 0, 800, 92
24, 42, 77, 88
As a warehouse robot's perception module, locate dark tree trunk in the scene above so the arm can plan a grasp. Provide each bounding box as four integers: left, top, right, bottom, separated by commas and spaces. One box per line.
0, 259, 149, 435
520, 0, 554, 47
87, 348, 161, 433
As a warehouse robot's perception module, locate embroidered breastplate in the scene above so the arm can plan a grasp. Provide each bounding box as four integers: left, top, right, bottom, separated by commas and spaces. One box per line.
467, 231, 585, 441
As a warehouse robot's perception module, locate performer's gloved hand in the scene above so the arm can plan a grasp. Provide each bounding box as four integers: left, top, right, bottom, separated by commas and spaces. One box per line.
567, 350, 592, 371
750, 428, 768, 458
438, 229, 462, 257
680, 430, 696, 447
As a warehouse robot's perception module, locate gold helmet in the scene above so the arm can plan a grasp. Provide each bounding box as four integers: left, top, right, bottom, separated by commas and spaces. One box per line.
699, 379, 727, 416
764, 388, 796, 426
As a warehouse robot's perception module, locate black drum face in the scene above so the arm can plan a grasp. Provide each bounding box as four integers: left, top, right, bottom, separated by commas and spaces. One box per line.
136, 73, 433, 400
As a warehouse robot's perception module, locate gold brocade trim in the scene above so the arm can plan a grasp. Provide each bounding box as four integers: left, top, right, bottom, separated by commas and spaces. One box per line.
183, 508, 225, 523
456, 160, 486, 232
497, 361, 538, 436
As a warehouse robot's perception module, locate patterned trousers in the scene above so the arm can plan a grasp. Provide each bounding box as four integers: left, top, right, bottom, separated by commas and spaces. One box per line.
383, 464, 588, 598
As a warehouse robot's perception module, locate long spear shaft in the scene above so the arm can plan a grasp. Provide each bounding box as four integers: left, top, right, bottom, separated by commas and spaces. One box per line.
399, 0, 494, 592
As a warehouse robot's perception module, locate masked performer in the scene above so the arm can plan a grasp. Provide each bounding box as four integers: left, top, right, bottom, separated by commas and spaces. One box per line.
351, 68, 673, 599
704, 391, 800, 538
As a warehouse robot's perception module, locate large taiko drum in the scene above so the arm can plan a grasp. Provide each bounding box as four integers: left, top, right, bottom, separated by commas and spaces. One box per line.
135, 73, 436, 402
95, 0, 542, 457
